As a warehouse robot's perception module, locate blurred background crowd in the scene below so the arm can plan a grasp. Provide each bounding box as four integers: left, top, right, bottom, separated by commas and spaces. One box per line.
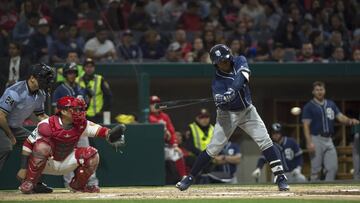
0, 0, 359, 66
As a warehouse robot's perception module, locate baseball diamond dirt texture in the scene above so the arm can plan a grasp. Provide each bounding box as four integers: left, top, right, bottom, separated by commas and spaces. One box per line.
1, 184, 360, 202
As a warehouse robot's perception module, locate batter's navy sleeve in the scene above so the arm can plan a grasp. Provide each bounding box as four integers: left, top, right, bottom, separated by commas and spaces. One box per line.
230, 56, 251, 91
0, 90, 19, 114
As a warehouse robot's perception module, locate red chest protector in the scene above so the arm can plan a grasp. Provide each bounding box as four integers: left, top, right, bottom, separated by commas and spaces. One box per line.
48, 116, 87, 161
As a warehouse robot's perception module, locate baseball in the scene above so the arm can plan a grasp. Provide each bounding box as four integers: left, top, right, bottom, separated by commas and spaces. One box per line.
290, 107, 301, 116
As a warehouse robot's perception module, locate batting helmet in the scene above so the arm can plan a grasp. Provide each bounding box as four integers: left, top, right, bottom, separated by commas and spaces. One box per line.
271, 123, 282, 133
30, 63, 56, 91
63, 62, 78, 77
209, 44, 233, 64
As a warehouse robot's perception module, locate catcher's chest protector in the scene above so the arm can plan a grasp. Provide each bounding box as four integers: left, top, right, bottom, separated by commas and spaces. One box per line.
48, 116, 87, 161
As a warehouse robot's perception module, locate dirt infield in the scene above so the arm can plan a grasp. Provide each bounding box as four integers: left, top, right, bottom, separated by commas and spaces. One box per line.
1, 184, 360, 201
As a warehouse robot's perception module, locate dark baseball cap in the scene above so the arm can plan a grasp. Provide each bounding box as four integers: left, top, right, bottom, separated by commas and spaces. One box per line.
83, 58, 95, 66
197, 108, 210, 118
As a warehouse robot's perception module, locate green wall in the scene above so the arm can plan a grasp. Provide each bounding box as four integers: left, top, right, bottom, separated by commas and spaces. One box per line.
0, 124, 165, 189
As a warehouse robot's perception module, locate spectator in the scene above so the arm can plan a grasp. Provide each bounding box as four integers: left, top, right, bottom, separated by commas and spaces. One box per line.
185, 37, 204, 62
194, 49, 211, 63
105, 0, 126, 31
352, 49, 360, 62
19, 0, 34, 22
0, 1, 18, 34
204, 3, 228, 31
302, 81, 359, 181
229, 19, 252, 48
161, 0, 185, 30
298, 19, 314, 43
297, 42, 321, 62
52, 0, 77, 27
206, 141, 241, 184
149, 95, 187, 184
253, 41, 270, 62
117, 30, 142, 62
274, 18, 301, 49
84, 25, 117, 62
252, 123, 306, 183
69, 24, 85, 56
262, 1, 281, 32
12, 12, 39, 45
145, 0, 163, 27
238, 0, 265, 29
28, 18, 52, 63
140, 29, 166, 60
177, 1, 202, 32
202, 30, 216, 51
328, 46, 345, 62
50, 25, 80, 63
269, 42, 285, 63
229, 39, 241, 57
351, 28, 360, 51
77, 58, 112, 123
309, 30, 325, 58
324, 30, 350, 59
128, 1, 151, 31
164, 42, 183, 62
0, 42, 31, 93
174, 29, 192, 59
327, 13, 350, 43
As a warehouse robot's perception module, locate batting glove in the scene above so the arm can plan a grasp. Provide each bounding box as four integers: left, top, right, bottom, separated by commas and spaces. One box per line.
214, 94, 226, 106
223, 88, 236, 102
251, 168, 261, 178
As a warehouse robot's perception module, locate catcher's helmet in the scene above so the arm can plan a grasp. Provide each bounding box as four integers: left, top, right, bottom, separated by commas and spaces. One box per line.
30, 63, 56, 91
209, 44, 232, 64
271, 123, 282, 133
56, 96, 87, 125
63, 62, 78, 77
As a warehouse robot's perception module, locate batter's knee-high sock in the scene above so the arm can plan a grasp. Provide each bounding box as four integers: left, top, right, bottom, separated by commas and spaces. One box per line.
175, 158, 187, 177
189, 150, 212, 177
262, 145, 285, 177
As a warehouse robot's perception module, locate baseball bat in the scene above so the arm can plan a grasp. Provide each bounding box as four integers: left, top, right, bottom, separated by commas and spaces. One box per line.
154, 98, 213, 110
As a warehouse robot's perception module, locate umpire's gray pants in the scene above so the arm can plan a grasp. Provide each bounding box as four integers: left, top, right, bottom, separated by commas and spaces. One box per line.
0, 127, 28, 172
206, 105, 273, 157
310, 135, 338, 181
352, 133, 360, 180
63, 136, 99, 187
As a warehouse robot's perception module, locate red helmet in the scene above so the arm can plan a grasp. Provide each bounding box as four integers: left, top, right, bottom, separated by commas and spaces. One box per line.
150, 95, 161, 104
56, 96, 87, 126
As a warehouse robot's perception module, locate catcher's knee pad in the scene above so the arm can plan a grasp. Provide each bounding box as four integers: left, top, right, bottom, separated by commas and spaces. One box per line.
71, 147, 99, 191
25, 139, 52, 184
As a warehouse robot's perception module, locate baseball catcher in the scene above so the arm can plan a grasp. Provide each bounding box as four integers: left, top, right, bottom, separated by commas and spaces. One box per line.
17, 96, 125, 194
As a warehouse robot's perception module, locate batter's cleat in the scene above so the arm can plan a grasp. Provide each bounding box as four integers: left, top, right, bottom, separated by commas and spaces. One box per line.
19, 181, 35, 194
33, 182, 53, 193
175, 175, 194, 191
275, 174, 290, 191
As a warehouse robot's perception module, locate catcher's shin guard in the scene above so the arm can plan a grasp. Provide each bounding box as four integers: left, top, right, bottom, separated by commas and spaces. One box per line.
20, 140, 52, 194
69, 147, 99, 191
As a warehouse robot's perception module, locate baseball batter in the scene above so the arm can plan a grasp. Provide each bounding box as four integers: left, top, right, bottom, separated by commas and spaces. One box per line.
18, 96, 125, 194
0, 64, 55, 193
302, 81, 359, 181
176, 44, 289, 191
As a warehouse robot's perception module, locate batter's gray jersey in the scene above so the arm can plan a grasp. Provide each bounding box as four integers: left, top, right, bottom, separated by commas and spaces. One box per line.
0, 81, 46, 128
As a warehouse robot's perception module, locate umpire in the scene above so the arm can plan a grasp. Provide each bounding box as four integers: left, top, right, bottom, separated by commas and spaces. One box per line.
0, 64, 55, 192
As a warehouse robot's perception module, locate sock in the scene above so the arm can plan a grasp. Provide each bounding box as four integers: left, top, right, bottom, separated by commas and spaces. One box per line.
175, 158, 187, 177
189, 150, 212, 177
262, 145, 285, 177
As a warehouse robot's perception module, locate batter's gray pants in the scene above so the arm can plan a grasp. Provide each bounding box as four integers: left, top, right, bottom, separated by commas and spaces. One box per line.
206, 105, 273, 157
310, 135, 338, 181
352, 133, 360, 180
0, 127, 28, 172
63, 136, 99, 187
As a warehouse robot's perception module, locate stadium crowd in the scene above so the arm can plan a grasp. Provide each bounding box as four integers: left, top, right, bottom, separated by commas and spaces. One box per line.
0, 0, 359, 66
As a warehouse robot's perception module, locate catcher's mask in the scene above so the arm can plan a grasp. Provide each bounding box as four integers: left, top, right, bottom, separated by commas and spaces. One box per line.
57, 96, 87, 126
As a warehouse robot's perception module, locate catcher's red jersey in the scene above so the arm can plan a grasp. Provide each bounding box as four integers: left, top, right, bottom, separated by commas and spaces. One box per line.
23, 115, 106, 161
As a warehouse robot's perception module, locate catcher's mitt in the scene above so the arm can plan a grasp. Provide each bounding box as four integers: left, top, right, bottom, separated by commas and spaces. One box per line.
106, 124, 126, 148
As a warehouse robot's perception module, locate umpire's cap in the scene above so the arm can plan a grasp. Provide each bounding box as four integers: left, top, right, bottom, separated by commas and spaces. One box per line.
209, 44, 232, 64
30, 63, 56, 91
271, 123, 282, 133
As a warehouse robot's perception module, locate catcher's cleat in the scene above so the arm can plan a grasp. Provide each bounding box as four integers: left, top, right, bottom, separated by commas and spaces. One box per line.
33, 182, 53, 193
275, 174, 290, 191
70, 184, 100, 193
175, 175, 194, 191
19, 181, 35, 194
